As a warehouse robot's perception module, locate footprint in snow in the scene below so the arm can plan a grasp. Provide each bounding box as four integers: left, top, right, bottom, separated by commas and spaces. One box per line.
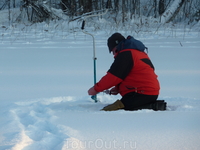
10, 101, 83, 150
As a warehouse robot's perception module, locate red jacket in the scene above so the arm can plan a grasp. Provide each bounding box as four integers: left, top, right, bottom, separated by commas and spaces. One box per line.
94, 43, 160, 96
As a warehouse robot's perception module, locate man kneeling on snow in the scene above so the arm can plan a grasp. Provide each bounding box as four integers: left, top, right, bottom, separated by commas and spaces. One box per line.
88, 33, 166, 111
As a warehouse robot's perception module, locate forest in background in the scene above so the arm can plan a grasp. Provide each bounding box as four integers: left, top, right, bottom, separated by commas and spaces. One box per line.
0, 0, 199, 37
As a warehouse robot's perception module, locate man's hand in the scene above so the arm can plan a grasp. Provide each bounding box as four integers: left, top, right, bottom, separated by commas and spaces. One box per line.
88, 86, 98, 95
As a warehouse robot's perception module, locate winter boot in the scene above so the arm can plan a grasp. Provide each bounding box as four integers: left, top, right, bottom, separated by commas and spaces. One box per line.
152, 100, 167, 111
137, 100, 167, 111
101, 100, 125, 111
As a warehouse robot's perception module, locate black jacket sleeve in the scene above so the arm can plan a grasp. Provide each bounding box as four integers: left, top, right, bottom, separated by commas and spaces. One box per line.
108, 51, 133, 80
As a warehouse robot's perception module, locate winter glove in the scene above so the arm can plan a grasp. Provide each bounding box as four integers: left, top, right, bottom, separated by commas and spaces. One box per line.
101, 100, 124, 111
109, 86, 119, 95
88, 86, 98, 95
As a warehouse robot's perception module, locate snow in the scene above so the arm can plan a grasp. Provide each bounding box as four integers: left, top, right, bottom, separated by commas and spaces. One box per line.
0, 20, 200, 150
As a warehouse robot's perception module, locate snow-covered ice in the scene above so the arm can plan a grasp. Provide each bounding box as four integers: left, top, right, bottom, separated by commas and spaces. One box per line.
0, 22, 200, 150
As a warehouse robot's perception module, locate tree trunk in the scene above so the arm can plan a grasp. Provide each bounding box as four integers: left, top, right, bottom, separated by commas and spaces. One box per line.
159, 0, 165, 15
122, 0, 128, 23
114, 0, 119, 11
8, 0, 11, 25
154, 0, 157, 18
13, 0, 16, 8
167, 0, 185, 23
160, 0, 186, 23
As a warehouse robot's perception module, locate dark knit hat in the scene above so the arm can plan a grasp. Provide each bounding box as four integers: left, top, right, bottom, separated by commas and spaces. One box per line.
107, 33, 125, 53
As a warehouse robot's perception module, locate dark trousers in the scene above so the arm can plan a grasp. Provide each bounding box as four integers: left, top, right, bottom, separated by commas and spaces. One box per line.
121, 92, 158, 110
